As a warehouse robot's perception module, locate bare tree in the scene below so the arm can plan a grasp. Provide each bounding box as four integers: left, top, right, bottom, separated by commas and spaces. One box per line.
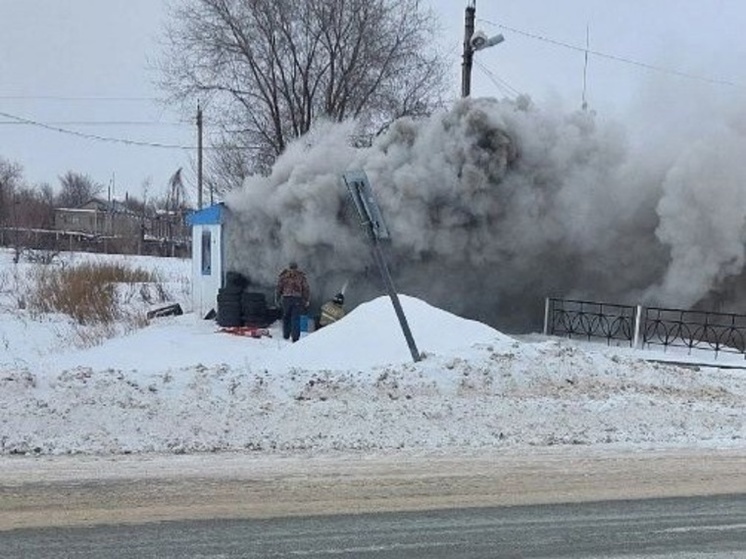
0, 160, 57, 258
56, 171, 103, 208
0, 158, 24, 227
159, 0, 448, 182
204, 133, 254, 193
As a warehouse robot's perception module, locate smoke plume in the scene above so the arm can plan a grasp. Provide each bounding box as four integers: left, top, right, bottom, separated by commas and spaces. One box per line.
223, 96, 746, 332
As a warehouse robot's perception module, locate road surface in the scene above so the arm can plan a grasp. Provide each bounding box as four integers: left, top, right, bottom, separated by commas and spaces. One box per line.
1, 495, 745, 558
1, 446, 745, 557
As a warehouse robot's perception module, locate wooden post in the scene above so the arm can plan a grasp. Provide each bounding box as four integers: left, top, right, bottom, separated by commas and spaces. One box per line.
197, 103, 204, 210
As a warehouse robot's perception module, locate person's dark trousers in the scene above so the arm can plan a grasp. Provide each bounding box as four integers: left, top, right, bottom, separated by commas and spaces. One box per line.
281, 296, 304, 342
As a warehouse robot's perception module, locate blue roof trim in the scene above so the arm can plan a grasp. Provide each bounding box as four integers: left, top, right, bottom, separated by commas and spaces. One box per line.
187, 203, 225, 226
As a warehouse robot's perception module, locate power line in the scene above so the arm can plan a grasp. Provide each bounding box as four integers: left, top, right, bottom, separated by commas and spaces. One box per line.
478, 18, 744, 89
0, 120, 188, 126
0, 110, 195, 150
0, 95, 157, 101
0, 109, 263, 151
474, 60, 522, 98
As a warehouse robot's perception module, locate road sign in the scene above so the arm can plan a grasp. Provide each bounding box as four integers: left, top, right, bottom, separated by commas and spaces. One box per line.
342, 170, 420, 363
342, 170, 390, 241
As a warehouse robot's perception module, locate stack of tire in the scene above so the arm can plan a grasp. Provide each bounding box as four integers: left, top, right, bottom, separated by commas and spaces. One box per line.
216, 272, 248, 327
242, 292, 269, 327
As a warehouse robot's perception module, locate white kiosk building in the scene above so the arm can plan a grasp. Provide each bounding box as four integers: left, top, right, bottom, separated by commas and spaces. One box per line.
186, 203, 226, 319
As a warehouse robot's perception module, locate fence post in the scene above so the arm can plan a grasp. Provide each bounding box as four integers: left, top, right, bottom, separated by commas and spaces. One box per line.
633, 305, 643, 349
543, 298, 551, 336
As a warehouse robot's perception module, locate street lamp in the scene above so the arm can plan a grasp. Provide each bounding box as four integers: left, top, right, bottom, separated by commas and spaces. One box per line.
470, 30, 505, 52
461, 1, 505, 97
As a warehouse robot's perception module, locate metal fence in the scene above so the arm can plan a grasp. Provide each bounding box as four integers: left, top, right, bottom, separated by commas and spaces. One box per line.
545, 299, 638, 346
642, 307, 746, 357
545, 297, 746, 359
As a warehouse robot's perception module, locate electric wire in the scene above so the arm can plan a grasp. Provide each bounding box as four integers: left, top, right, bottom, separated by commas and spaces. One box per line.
0, 109, 262, 151
0, 110, 194, 149
0, 120, 186, 126
16, 20, 733, 151
0, 95, 157, 101
478, 18, 743, 89
473, 60, 522, 98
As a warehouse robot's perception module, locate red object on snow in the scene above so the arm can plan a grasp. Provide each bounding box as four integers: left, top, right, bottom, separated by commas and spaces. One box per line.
218, 326, 272, 338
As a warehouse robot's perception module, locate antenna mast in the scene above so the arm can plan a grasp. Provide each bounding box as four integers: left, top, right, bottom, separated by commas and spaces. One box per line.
582, 24, 590, 111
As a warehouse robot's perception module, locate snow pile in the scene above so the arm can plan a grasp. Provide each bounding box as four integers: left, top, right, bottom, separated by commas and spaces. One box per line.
0, 250, 744, 456
267, 295, 515, 370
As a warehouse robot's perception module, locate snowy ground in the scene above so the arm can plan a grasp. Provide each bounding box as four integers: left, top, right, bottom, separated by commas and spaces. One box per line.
0, 248, 744, 457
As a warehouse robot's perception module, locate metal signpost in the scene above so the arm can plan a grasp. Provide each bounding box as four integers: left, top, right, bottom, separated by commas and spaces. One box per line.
342, 170, 421, 363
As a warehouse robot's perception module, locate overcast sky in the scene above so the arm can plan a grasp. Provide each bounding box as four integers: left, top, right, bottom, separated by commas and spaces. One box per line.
1, 0, 744, 204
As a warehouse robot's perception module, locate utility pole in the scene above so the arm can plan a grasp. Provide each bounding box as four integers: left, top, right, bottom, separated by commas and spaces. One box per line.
196, 102, 204, 209
461, 1, 504, 97
461, 1, 476, 97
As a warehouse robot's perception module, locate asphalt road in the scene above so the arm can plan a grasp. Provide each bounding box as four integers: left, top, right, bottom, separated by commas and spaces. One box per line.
2, 494, 745, 558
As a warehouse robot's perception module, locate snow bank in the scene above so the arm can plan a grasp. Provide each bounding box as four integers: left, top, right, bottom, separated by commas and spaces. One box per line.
1, 249, 745, 457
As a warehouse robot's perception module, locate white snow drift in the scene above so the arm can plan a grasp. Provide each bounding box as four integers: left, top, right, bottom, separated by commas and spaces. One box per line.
0, 249, 744, 456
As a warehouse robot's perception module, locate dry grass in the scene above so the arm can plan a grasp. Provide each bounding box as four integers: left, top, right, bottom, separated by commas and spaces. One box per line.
28, 262, 159, 325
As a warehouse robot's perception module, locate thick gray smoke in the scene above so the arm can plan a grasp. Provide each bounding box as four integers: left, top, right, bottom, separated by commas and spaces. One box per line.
223, 96, 746, 332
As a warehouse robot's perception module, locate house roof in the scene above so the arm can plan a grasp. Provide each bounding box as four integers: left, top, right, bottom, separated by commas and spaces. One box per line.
56, 197, 136, 214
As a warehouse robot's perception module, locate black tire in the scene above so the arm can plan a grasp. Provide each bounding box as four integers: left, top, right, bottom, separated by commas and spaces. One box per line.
218, 285, 243, 296
243, 315, 270, 328
217, 290, 242, 304
217, 300, 243, 327
243, 301, 266, 316
244, 307, 279, 328
241, 291, 267, 303
225, 271, 249, 289
242, 292, 267, 316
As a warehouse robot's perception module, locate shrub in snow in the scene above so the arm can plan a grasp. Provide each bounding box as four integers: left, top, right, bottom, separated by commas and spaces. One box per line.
26, 262, 157, 325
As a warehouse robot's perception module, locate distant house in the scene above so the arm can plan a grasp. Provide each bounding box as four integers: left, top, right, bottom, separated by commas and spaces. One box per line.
147, 208, 192, 252
54, 198, 141, 238
53, 198, 191, 256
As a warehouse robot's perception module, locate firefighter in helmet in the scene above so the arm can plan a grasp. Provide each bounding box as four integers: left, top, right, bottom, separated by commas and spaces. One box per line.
318, 292, 346, 328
